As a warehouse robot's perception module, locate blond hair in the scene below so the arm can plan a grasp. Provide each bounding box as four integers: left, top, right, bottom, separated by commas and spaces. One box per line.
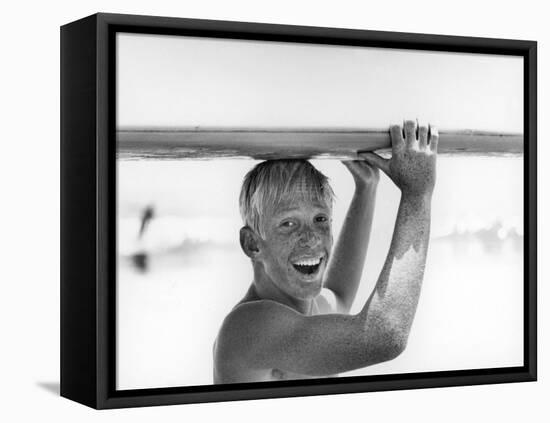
239, 160, 335, 236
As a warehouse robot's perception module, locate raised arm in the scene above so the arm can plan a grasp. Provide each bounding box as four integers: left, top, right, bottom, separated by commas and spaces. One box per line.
322, 162, 379, 313
358, 120, 437, 353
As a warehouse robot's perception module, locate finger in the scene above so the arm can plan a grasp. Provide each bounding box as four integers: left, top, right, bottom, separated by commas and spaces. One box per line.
343, 160, 370, 174
403, 119, 417, 148
418, 124, 429, 150
343, 160, 380, 183
341, 160, 359, 172
358, 152, 390, 176
355, 160, 380, 178
355, 161, 380, 181
358, 160, 379, 172
429, 125, 439, 153
390, 124, 404, 152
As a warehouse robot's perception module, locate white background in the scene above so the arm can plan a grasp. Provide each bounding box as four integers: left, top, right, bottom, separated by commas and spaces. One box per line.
0, 0, 546, 421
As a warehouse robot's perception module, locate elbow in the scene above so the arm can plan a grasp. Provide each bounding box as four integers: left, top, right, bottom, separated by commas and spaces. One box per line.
359, 308, 411, 364
383, 332, 407, 361
365, 323, 409, 363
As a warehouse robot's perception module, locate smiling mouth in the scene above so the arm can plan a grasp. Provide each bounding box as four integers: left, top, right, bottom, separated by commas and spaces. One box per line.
292, 257, 323, 275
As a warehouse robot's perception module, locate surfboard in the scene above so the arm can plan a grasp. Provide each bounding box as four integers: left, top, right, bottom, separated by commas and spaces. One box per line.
117, 127, 523, 160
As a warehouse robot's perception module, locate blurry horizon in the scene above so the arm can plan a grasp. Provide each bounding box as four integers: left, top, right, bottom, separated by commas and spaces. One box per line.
117, 156, 524, 255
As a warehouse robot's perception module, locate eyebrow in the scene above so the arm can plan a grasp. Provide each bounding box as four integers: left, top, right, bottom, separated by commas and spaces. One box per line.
275, 204, 330, 214
277, 206, 300, 213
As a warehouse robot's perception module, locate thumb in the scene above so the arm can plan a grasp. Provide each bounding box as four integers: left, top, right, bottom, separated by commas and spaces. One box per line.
358, 151, 390, 177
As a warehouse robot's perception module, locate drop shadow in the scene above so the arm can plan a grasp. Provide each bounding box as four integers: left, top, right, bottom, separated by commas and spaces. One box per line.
36, 381, 60, 396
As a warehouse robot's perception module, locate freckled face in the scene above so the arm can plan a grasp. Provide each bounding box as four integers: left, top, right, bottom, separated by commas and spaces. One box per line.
257, 196, 333, 300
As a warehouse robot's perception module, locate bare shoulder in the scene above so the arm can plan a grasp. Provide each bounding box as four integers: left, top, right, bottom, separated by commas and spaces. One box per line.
215, 299, 293, 350
213, 300, 296, 383
213, 290, 339, 383
216, 289, 336, 356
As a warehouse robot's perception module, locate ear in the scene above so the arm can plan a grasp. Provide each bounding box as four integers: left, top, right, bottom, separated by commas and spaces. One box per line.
239, 226, 261, 259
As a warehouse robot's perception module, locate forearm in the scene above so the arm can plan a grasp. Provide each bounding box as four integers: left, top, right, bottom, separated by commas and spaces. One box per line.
359, 192, 432, 354
323, 183, 377, 312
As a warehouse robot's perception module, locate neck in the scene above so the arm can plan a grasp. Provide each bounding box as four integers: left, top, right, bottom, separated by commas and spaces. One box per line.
251, 262, 314, 315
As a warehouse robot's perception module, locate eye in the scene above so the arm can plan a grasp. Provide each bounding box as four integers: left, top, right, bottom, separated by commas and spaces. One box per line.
280, 220, 296, 228
315, 215, 329, 223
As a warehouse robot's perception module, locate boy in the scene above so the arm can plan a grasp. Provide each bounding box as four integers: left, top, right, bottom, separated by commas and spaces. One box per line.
213, 120, 438, 383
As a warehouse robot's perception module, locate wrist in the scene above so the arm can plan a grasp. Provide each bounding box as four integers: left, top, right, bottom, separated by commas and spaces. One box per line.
354, 178, 379, 192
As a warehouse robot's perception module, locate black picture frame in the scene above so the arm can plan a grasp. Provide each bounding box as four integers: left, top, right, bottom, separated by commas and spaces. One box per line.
60, 12, 537, 409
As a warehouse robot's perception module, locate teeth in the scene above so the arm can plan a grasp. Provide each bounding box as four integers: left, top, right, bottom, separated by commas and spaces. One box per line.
294, 257, 321, 266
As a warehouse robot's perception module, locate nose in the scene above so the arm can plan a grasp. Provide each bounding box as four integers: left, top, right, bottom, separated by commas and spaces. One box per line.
298, 228, 321, 248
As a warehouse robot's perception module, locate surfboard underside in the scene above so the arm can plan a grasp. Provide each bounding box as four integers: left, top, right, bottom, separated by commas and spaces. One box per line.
117, 128, 523, 160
